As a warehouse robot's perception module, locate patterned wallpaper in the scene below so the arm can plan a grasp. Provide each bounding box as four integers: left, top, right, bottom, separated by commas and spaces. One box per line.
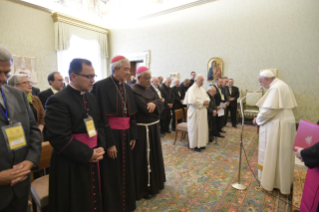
0, 0, 57, 91
109, 0, 319, 122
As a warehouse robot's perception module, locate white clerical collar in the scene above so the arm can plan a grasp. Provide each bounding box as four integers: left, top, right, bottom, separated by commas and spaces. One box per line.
269, 78, 279, 88
69, 84, 87, 95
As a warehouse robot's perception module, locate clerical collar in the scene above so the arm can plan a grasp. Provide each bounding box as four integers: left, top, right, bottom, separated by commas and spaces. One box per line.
269, 78, 278, 88
112, 75, 124, 85
152, 84, 159, 89
69, 84, 87, 95
51, 87, 59, 94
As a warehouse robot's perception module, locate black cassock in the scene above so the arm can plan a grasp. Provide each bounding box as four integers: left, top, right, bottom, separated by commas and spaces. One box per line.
132, 84, 166, 200
92, 76, 137, 212
45, 85, 106, 212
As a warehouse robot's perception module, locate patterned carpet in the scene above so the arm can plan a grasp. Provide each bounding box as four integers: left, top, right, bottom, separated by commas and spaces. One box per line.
135, 124, 305, 212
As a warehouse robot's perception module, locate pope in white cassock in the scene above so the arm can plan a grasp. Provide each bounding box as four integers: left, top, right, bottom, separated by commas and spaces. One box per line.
184, 75, 210, 152
253, 70, 297, 194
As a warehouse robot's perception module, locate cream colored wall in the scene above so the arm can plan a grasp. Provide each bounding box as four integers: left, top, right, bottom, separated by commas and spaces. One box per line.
109, 0, 319, 122
0, 0, 56, 91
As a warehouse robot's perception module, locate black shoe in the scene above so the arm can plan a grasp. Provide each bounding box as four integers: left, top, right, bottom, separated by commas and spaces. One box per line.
220, 130, 226, 133
165, 130, 171, 133
143, 193, 152, 199
171, 128, 175, 131
192, 148, 201, 152
200, 147, 206, 149
232, 125, 237, 128
216, 135, 225, 138
209, 139, 213, 143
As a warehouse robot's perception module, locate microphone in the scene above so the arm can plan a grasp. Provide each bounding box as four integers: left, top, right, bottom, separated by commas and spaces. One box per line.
232, 87, 263, 190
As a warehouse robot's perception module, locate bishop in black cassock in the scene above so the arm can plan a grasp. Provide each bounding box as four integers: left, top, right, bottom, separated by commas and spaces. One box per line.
45, 59, 106, 212
132, 67, 166, 200
92, 55, 137, 212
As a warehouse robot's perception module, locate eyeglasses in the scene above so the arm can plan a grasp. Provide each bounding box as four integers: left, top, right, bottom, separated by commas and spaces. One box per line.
75, 73, 97, 79
19, 81, 33, 85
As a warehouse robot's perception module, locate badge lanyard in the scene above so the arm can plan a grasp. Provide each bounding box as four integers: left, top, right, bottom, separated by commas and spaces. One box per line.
0, 88, 12, 125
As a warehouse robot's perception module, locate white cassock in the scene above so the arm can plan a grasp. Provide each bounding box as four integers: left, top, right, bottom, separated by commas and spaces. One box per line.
256, 78, 297, 194
183, 84, 210, 148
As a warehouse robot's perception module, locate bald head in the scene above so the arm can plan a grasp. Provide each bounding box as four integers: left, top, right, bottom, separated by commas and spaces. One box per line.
151, 76, 159, 87
207, 86, 216, 97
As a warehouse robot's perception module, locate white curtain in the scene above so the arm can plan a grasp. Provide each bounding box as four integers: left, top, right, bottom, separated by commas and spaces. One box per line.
98, 33, 108, 58
54, 22, 70, 51
57, 35, 106, 82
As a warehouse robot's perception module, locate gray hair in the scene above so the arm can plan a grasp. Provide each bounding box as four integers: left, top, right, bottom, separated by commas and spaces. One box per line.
7, 74, 28, 86
136, 70, 151, 78
207, 86, 216, 92
110, 58, 130, 74
0, 45, 13, 63
172, 78, 179, 84
229, 78, 234, 81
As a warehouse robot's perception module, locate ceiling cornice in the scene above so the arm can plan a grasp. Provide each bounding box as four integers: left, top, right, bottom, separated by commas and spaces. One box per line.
52, 12, 109, 34
136, 0, 218, 21
6, 0, 53, 13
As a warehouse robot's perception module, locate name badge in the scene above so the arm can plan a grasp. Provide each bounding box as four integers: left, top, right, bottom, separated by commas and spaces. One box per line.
158, 93, 162, 98
1, 122, 27, 151
84, 117, 97, 138
178, 91, 181, 97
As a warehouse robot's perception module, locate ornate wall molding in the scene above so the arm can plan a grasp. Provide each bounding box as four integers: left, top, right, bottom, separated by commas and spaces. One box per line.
125, 51, 151, 68
52, 12, 108, 34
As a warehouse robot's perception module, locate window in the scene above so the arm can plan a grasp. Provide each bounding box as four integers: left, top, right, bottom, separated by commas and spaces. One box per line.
57, 35, 106, 82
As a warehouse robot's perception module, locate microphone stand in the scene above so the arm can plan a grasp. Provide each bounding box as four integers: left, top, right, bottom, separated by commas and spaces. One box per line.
232, 88, 262, 190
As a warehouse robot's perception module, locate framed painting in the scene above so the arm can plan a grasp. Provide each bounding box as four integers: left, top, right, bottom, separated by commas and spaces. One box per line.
169, 72, 179, 81
10, 56, 37, 83
260, 69, 278, 78
207, 57, 223, 81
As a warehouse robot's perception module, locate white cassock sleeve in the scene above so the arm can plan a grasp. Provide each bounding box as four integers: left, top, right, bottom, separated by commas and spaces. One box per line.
256, 108, 279, 126
184, 88, 206, 109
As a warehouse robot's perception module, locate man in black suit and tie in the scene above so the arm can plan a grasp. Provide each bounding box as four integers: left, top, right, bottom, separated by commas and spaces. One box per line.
0, 45, 41, 212
212, 78, 227, 133
171, 78, 185, 131
222, 77, 230, 126
225, 78, 240, 128
37, 72, 64, 108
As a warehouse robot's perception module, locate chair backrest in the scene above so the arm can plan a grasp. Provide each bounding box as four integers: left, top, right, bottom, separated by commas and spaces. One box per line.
245, 90, 263, 106
183, 107, 188, 122
36, 142, 53, 171
174, 108, 185, 127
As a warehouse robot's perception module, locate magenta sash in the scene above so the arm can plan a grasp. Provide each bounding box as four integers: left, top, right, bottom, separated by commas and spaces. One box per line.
71, 130, 98, 148
300, 167, 319, 212
108, 116, 130, 130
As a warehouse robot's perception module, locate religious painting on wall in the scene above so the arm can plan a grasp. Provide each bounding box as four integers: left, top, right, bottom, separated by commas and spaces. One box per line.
10, 56, 38, 83
169, 72, 179, 81
207, 57, 223, 81
260, 69, 278, 78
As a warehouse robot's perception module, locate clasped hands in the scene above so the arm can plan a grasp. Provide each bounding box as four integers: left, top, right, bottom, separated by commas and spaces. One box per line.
107, 140, 136, 159
0, 160, 34, 186
90, 147, 105, 163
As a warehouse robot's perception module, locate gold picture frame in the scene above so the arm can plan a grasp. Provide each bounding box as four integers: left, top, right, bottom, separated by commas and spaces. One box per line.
207, 57, 223, 81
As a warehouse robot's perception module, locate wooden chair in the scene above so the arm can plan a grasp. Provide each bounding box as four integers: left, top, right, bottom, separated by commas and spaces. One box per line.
173, 108, 189, 148
30, 142, 53, 212
183, 107, 188, 122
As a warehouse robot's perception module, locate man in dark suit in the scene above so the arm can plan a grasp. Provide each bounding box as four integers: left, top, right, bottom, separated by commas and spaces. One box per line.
38, 72, 64, 108
171, 78, 185, 131
160, 77, 173, 134
189, 72, 196, 87
207, 86, 223, 141
0, 45, 41, 212
225, 78, 240, 128
222, 77, 230, 126
212, 78, 227, 133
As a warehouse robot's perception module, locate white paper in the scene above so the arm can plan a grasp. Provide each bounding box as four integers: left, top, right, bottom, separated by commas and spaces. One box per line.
217, 103, 226, 117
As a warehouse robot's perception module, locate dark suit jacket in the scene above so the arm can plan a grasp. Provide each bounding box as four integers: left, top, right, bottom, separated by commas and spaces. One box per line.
171, 86, 184, 109
301, 142, 319, 169
207, 93, 217, 116
224, 86, 240, 108
38, 88, 54, 108
160, 84, 173, 109
213, 84, 227, 106
32, 86, 40, 96
0, 85, 41, 210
